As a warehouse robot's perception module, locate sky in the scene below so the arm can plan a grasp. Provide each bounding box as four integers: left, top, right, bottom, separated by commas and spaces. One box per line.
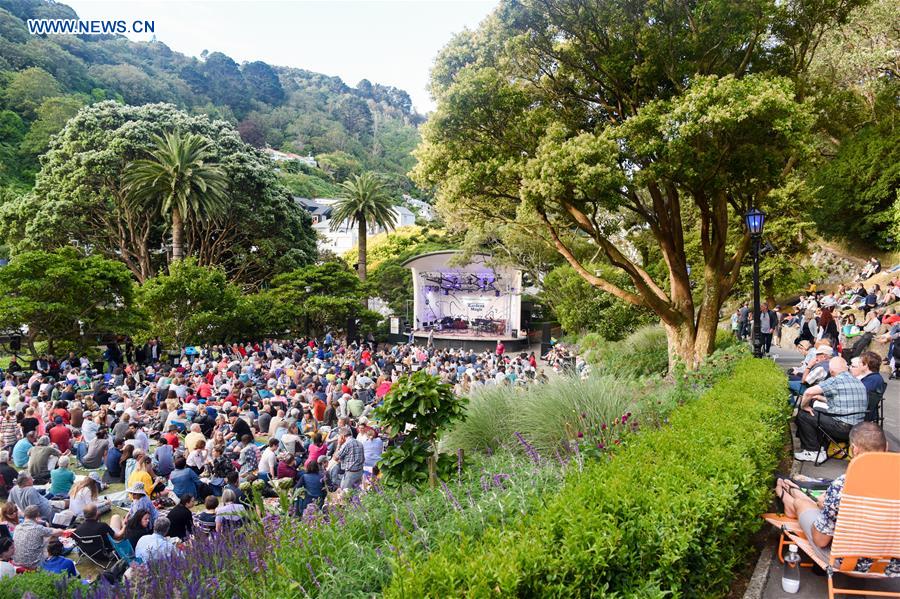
64, 0, 499, 113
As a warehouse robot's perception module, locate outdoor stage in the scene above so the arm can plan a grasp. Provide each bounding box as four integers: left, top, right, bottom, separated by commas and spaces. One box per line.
411, 330, 529, 352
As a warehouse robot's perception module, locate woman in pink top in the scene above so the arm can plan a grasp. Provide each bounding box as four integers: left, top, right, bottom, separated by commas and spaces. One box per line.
304, 432, 327, 470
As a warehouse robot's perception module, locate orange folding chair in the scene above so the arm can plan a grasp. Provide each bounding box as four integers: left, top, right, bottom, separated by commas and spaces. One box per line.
763, 452, 900, 598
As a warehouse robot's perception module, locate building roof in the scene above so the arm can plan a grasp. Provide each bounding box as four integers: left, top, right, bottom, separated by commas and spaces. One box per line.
294, 197, 332, 217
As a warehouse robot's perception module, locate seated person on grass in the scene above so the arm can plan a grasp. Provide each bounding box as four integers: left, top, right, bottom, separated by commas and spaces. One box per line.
775, 422, 899, 575
41, 538, 77, 577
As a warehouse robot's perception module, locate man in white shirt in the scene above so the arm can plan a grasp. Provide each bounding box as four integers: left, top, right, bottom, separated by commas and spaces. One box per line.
258, 438, 278, 481
135, 516, 175, 563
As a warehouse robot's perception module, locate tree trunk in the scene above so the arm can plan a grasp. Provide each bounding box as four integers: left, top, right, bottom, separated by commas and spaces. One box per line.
171, 206, 184, 262
357, 218, 368, 309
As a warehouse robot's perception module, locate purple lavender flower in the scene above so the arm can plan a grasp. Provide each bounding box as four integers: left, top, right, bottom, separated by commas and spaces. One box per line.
440, 480, 463, 511
514, 431, 541, 463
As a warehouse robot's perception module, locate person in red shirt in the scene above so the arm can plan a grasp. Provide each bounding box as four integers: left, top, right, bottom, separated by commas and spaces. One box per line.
197, 381, 213, 399
48, 417, 71, 453
312, 397, 326, 422
162, 426, 180, 450
51, 402, 70, 426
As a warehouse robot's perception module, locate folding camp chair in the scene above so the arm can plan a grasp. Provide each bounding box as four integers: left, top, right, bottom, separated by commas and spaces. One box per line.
764, 452, 900, 598
72, 533, 116, 570
814, 391, 885, 465
107, 535, 141, 566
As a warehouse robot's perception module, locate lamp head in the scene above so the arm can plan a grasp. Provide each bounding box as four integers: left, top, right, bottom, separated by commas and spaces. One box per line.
745, 207, 765, 236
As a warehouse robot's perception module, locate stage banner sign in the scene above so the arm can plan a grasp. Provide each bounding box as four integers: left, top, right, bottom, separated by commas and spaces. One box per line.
389, 317, 400, 335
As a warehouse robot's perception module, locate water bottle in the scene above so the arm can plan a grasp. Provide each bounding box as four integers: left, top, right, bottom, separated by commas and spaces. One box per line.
782, 543, 801, 593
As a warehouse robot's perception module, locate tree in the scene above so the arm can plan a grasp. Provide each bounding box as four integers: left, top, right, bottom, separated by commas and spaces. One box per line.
0, 102, 316, 284
125, 130, 229, 262
542, 264, 654, 341
236, 118, 268, 148
137, 258, 241, 346
202, 52, 249, 116
2, 67, 61, 119
241, 61, 285, 106
811, 123, 900, 249
265, 262, 374, 336
18, 94, 84, 156
330, 172, 397, 292
375, 370, 467, 488
414, 0, 857, 367
0, 248, 138, 356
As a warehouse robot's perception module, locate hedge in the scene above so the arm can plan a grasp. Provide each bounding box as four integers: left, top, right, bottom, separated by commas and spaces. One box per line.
385, 358, 789, 598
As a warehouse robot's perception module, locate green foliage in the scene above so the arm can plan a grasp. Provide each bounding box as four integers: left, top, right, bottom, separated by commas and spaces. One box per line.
0, 247, 138, 356
137, 258, 241, 346
1, 66, 60, 119
17, 93, 83, 156
811, 122, 900, 250
359, 225, 458, 314
384, 359, 789, 597
587, 325, 670, 378
0, 2, 421, 193
0, 569, 81, 598
414, 0, 854, 365
265, 261, 373, 335
375, 370, 467, 487
124, 130, 229, 261
215, 452, 567, 597
444, 375, 637, 456
0, 101, 316, 285
542, 263, 654, 340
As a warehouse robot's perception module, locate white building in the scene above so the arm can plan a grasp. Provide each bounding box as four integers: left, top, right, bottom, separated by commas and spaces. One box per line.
403, 195, 436, 221
295, 197, 417, 254
264, 148, 317, 168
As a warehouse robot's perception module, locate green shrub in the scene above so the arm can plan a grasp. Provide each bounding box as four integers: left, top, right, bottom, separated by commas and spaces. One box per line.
590, 324, 669, 378
0, 570, 81, 598
444, 375, 638, 455
385, 358, 789, 598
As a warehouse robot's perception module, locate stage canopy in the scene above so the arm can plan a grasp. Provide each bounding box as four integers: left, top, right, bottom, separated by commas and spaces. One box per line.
401, 251, 522, 336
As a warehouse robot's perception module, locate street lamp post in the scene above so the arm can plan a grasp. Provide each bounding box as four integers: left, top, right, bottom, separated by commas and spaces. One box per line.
745, 208, 766, 358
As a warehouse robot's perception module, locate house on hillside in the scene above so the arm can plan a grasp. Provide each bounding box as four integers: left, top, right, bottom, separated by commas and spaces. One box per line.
403, 196, 436, 221
264, 148, 317, 168
294, 197, 416, 253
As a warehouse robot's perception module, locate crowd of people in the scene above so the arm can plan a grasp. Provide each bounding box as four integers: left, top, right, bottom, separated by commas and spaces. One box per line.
0, 335, 561, 582
730, 275, 900, 377
771, 266, 899, 578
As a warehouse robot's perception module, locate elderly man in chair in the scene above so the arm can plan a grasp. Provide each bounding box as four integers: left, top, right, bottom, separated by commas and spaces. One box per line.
774, 422, 898, 575
794, 356, 868, 463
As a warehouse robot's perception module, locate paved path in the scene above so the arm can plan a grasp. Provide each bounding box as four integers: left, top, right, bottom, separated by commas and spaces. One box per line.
760, 345, 900, 598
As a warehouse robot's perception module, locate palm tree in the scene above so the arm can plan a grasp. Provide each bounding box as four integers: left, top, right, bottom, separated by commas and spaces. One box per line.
124, 131, 229, 262
330, 172, 397, 285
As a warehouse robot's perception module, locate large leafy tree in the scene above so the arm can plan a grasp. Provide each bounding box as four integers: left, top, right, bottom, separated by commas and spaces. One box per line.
415, 0, 861, 367
265, 262, 380, 336
0, 247, 138, 356
0, 102, 316, 285
137, 258, 242, 346
124, 131, 229, 262
330, 172, 397, 287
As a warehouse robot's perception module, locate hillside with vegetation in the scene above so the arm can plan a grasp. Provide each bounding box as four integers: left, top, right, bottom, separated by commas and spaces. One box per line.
0, 0, 422, 198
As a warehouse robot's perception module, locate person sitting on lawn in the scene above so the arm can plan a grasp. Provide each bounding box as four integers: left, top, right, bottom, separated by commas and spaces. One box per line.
73, 503, 125, 558
12, 505, 67, 570
135, 516, 175, 564
775, 422, 898, 575
41, 538, 77, 577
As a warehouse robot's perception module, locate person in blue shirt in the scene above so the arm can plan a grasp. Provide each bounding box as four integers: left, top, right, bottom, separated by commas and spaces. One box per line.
12, 431, 35, 468
104, 438, 124, 483
41, 538, 78, 577
169, 456, 209, 500
153, 442, 174, 478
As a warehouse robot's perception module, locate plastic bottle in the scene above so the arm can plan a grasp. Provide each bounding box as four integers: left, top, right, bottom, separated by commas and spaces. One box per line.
782, 543, 801, 593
